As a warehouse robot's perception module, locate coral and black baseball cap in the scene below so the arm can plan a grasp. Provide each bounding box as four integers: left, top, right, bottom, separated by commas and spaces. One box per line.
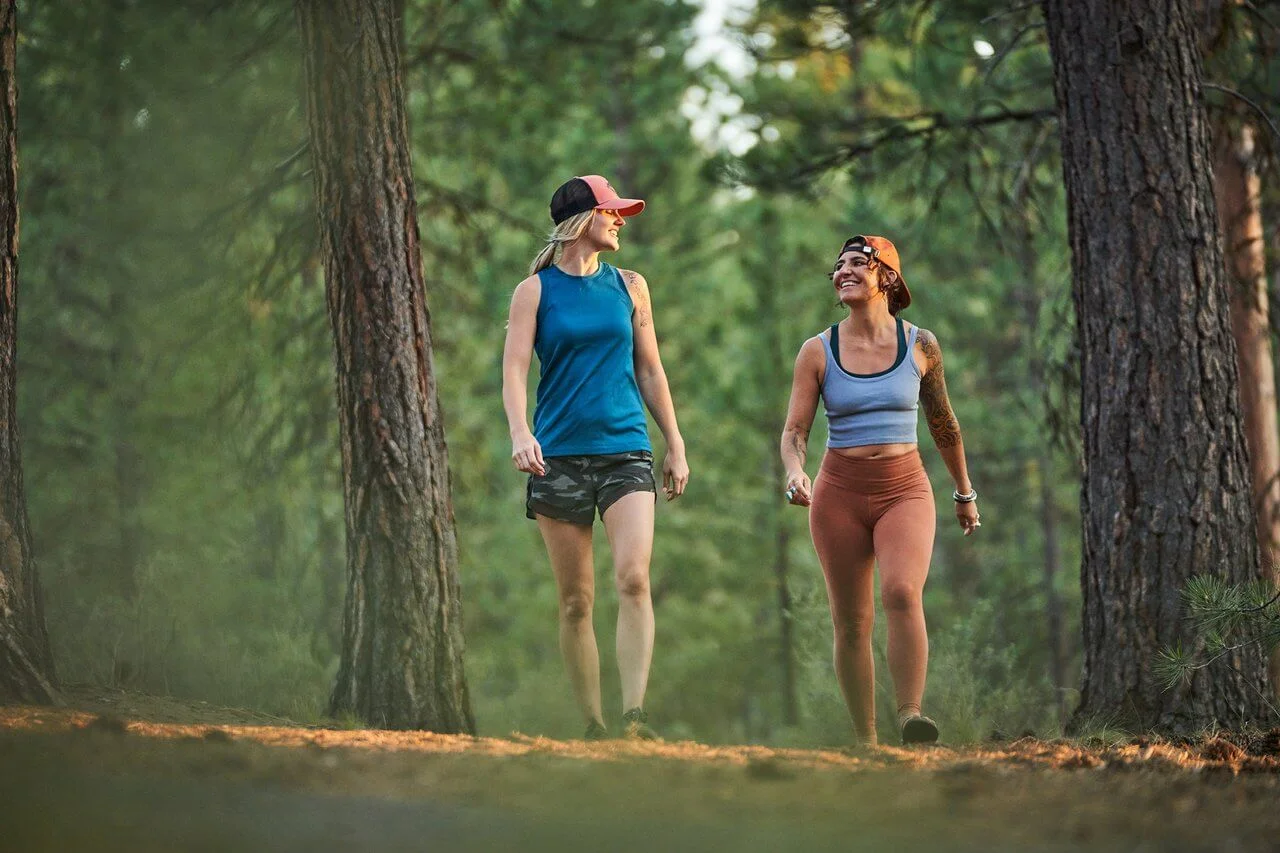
839, 234, 912, 311
549, 175, 645, 224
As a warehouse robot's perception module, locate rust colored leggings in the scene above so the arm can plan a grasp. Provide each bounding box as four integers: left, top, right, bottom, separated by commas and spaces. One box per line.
808, 449, 936, 741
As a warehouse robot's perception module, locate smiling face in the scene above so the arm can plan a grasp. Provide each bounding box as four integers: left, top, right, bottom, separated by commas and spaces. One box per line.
581, 208, 625, 252
831, 249, 897, 308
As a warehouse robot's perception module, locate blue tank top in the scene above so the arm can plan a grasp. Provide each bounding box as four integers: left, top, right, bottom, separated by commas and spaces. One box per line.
821, 318, 921, 448
532, 262, 651, 457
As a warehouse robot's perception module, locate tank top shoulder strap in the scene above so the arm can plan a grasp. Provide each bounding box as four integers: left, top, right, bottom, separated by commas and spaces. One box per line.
598, 263, 631, 307
534, 267, 552, 322
827, 321, 907, 377
539, 262, 567, 284
903, 321, 920, 376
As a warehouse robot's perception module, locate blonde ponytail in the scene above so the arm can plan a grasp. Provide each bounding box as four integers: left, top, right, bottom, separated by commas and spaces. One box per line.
528, 210, 595, 275
530, 242, 557, 275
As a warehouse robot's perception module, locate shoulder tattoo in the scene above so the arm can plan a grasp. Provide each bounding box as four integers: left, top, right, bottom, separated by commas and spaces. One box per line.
623, 270, 652, 328
916, 329, 962, 449
917, 328, 942, 369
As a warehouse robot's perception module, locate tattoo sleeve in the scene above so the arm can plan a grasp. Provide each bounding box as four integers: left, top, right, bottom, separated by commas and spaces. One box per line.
917, 329, 962, 449
623, 270, 652, 328
785, 426, 809, 468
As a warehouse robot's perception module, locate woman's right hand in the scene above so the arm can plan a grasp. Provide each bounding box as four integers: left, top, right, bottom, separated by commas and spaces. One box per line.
784, 470, 812, 507
511, 431, 546, 476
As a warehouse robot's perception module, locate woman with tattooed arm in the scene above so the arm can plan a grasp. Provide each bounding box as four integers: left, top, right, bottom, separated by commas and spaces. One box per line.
779, 235, 978, 747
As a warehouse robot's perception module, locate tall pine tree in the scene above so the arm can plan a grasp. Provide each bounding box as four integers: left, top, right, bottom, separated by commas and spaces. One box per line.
297, 0, 473, 731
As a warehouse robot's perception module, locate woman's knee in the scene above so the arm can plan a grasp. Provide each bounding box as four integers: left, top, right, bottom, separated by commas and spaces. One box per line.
559, 588, 594, 622
880, 582, 922, 614
832, 610, 874, 647
614, 568, 651, 600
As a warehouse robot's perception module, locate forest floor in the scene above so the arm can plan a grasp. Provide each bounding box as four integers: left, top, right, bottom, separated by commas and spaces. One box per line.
3, 688, 1279, 852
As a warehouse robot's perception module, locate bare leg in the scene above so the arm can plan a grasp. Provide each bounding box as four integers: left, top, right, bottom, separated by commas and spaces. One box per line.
602, 492, 656, 712
536, 514, 602, 727
873, 496, 936, 722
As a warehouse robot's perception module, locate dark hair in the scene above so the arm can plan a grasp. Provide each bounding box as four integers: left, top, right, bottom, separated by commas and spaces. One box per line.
882, 273, 908, 315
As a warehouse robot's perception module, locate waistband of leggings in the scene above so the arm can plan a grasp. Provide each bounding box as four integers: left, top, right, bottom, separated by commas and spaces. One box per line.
817, 448, 927, 493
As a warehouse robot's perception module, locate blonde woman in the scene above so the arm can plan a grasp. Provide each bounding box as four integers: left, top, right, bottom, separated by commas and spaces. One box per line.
502, 175, 689, 740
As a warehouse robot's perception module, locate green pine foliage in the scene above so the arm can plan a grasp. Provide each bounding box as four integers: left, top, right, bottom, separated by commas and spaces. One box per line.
1157, 576, 1280, 694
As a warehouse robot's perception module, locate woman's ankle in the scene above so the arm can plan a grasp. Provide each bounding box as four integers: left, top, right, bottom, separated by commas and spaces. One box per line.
852, 722, 877, 747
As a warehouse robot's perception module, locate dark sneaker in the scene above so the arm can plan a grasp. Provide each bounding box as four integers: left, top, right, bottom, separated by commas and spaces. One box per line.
901, 714, 939, 745
584, 720, 609, 741
622, 707, 660, 741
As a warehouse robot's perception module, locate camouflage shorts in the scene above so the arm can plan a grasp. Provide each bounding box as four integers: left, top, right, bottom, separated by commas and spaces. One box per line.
526, 450, 656, 525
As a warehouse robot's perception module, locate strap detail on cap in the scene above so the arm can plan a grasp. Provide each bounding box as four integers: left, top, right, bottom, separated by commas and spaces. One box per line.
839, 237, 878, 261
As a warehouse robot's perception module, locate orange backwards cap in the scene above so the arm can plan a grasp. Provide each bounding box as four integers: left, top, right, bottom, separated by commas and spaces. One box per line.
839, 235, 912, 311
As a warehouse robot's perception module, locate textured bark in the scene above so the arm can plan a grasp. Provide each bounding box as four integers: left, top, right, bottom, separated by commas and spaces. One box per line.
0, 0, 58, 705
297, 0, 473, 732
1044, 0, 1271, 732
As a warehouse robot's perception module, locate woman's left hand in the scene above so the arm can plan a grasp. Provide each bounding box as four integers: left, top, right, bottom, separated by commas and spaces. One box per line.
956, 499, 980, 536
662, 449, 690, 501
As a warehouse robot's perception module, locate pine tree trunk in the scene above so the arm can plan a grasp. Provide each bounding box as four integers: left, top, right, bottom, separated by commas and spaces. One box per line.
1214, 122, 1280, 574
1010, 190, 1069, 725
1038, 452, 1068, 726
609, 74, 634, 196
296, 0, 473, 732
102, 0, 142, 604
1043, 0, 1271, 732
1213, 120, 1280, 696
757, 206, 798, 728
0, 0, 58, 705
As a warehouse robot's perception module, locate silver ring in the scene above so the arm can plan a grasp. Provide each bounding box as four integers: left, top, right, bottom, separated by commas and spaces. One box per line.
785, 486, 797, 499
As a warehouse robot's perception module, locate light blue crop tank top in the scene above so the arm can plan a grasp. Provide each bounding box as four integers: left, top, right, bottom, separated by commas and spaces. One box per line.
821, 318, 921, 448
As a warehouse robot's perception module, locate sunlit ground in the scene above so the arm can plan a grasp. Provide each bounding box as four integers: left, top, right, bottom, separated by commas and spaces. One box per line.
3, 688, 1278, 852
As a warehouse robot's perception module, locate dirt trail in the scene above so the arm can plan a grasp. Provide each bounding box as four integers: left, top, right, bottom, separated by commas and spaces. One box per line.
3, 689, 1279, 852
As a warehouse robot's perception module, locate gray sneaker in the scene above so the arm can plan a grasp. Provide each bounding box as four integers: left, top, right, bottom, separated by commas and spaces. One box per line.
584, 720, 609, 741
901, 714, 939, 745
622, 707, 660, 740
